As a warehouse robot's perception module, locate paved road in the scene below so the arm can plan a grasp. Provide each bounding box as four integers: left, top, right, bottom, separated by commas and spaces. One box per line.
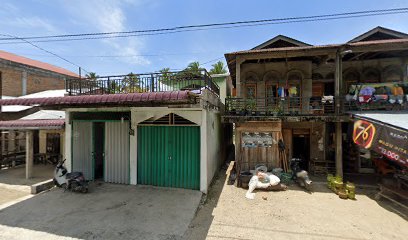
0, 182, 202, 240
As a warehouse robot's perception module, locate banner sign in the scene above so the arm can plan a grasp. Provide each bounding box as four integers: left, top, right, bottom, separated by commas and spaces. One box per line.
353, 119, 408, 168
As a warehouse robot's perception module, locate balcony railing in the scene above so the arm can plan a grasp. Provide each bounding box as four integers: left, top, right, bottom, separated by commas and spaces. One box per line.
342, 96, 408, 112
66, 69, 219, 96
225, 97, 335, 117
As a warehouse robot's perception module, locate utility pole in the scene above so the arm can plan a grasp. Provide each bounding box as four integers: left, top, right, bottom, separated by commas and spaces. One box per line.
79, 67, 82, 78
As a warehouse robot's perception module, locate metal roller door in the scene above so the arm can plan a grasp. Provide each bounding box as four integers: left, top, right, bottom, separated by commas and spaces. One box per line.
72, 121, 93, 180
137, 126, 200, 190
104, 121, 130, 184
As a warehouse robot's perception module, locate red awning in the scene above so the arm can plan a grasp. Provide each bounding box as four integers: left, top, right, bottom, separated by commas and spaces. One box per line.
0, 119, 65, 130
0, 91, 193, 107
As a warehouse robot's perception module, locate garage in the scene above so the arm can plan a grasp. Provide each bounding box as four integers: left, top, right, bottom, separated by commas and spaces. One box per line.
137, 124, 200, 190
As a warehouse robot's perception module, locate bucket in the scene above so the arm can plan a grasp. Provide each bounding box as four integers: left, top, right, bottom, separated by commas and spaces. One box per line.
240, 171, 253, 189
327, 174, 334, 189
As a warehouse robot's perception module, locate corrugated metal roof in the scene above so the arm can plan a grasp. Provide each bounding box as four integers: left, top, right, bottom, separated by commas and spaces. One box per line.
0, 119, 65, 130
353, 113, 408, 130
0, 91, 194, 107
1, 90, 68, 112
21, 110, 65, 120
0, 50, 79, 78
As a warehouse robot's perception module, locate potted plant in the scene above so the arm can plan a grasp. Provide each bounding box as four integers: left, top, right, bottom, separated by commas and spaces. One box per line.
246, 99, 256, 116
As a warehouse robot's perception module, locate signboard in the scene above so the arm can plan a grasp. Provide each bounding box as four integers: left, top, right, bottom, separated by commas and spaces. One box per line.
241, 132, 277, 148
353, 119, 408, 167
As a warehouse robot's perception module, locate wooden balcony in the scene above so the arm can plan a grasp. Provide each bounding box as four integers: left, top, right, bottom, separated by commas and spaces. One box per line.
225, 96, 335, 118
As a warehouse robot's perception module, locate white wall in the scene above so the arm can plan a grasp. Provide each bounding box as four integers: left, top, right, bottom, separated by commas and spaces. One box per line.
64, 112, 72, 171
205, 110, 222, 190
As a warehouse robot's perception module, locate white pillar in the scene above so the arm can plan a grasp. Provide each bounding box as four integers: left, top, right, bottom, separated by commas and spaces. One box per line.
26, 130, 33, 179
65, 111, 72, 171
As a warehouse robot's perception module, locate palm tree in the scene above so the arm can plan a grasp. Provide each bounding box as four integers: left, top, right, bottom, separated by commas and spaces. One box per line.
122, 72, 143, 93
159, 67, 172, 82
209, 61, 227, 74
186, 61, 201, 75
85, 72, 99, 80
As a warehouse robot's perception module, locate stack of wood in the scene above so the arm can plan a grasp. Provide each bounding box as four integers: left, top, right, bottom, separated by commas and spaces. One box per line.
278, 132, 289, 172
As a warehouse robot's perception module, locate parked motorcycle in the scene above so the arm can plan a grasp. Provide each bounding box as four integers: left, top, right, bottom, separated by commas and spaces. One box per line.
53, 159, 88, 193
290, 158, 312, 191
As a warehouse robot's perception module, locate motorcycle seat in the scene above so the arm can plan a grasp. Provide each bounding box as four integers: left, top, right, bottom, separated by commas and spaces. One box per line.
66, 172, 83, 179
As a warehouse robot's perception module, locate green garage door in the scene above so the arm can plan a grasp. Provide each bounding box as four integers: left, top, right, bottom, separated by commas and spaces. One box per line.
137, 126, 200, 190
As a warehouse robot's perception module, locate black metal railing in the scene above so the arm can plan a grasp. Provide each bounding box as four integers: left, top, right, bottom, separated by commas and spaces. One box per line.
225, 96, 335, 116
342, 95, 408, 112
66, 69, 220, 96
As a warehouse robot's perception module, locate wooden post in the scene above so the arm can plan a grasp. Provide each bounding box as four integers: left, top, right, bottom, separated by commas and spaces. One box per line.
236, 57, 242, 97
334, 50, 342, 115
335, 122, 343, 177
26, 130, 34, 179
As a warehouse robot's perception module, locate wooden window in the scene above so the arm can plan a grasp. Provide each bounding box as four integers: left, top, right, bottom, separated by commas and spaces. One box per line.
266, 84, 277, 105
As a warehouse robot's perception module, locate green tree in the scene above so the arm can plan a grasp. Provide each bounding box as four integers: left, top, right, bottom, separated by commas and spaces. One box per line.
159, 67, 172, 82
209, 61, 227, 74
186, 61, 201, 75
85, 72, 99, 80
122, 72, 144, 93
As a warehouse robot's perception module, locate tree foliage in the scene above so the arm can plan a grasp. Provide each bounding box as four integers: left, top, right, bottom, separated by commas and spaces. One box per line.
209, 61, 227, 74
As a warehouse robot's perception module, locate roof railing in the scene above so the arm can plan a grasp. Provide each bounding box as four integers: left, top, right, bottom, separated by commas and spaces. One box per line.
66, 69, 220, 97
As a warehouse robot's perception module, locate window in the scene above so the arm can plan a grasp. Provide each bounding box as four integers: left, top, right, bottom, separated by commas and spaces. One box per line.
245, 84, 256, 98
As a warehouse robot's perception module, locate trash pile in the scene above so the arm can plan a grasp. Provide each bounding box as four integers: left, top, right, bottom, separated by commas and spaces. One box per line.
242, 165, 288, 200
327, 174, 356, 200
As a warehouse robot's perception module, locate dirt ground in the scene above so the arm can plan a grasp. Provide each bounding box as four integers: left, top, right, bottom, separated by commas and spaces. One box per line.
184, 169, 408, 240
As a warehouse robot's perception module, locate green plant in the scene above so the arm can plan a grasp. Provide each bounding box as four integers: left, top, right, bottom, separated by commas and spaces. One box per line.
246, 99, 257, 114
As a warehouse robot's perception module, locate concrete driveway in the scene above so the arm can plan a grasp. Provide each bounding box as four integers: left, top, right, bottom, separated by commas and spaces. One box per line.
0, 182, 202, 240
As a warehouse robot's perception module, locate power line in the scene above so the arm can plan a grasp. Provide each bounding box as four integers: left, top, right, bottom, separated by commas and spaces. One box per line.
0, 7, 407, 42
0, 33, 90, 74
10, 51, 226, 58
0, 10, 407, 45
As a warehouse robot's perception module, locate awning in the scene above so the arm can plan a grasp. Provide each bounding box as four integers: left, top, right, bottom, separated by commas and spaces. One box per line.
0, 91, 194, 107
0, 119, 65, 130
352, 113, 408, 168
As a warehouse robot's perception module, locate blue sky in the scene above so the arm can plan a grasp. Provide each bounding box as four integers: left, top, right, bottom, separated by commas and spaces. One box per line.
0, 0, 407, 76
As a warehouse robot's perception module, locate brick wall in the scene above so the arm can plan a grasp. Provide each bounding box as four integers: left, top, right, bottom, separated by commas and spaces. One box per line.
0, 63, 69, 97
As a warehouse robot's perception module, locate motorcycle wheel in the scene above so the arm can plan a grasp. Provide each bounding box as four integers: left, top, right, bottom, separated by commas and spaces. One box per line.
61, 183, 68, 191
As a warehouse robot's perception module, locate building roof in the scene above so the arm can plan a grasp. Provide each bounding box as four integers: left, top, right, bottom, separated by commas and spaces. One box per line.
353, 113, 408, 131
348, 26, 408, 43
0, 91, 195, 108
252, 35, 311, 50
1, 90, 67, 112
21, 110, 65, 120
0, 119, 65, 130
0, 50, 79, 78
225, 38, 408, 84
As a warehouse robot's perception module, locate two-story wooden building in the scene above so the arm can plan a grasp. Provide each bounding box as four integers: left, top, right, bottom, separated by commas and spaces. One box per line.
224, 27, 408, 180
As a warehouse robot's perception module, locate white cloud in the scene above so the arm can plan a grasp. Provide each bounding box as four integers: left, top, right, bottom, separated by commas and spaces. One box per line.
63, 0, 150, 66
8, 16, 57, 32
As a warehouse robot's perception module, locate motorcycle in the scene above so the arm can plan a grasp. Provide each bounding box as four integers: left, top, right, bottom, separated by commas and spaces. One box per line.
53, 159, 89, 193
290, 158, 312, 191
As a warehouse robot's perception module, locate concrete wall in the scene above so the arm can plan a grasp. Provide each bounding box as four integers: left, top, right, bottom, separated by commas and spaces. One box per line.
65, 106, 221, 193
213, 75, 232, 104
205, 110, 222, 189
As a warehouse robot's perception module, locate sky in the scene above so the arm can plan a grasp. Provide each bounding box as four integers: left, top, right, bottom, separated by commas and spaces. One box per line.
0, 0, 408, 77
